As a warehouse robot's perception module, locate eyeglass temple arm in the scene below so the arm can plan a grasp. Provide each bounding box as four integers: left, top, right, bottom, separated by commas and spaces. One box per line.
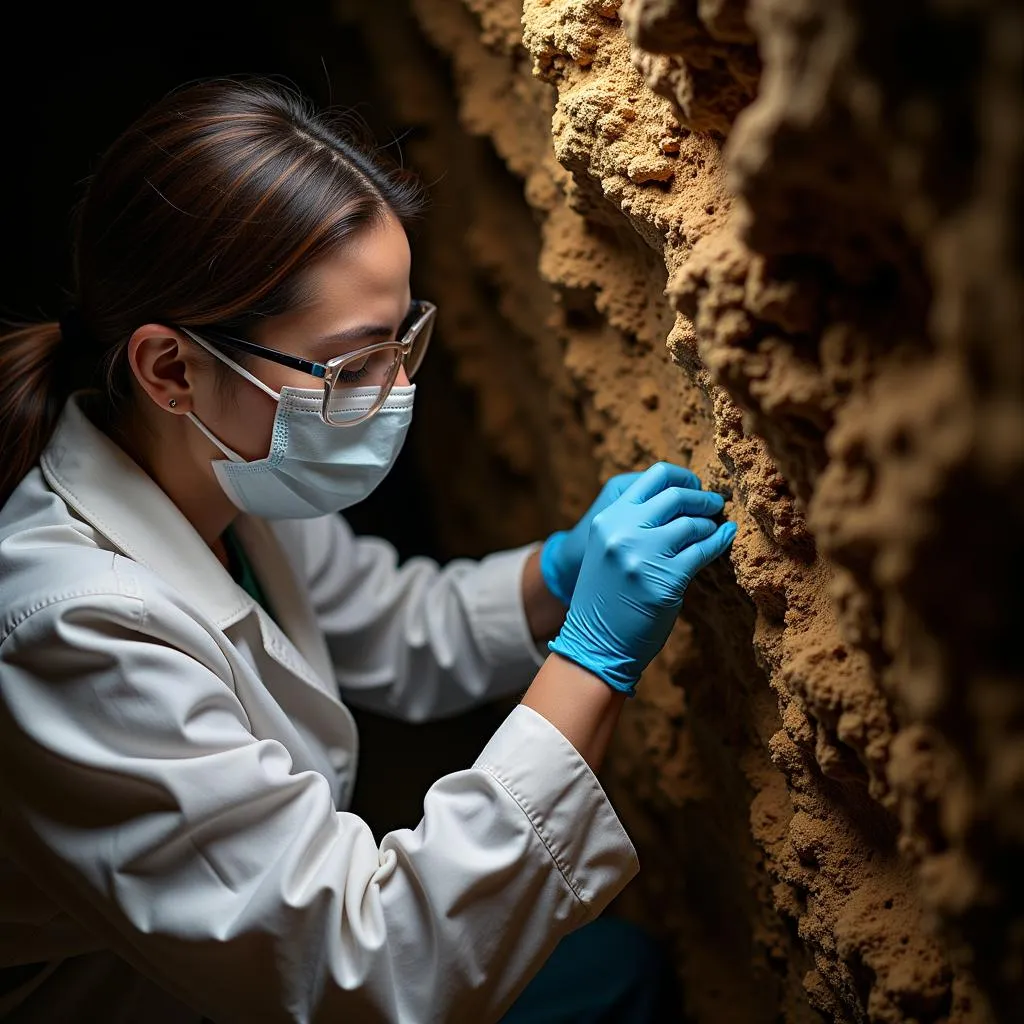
183, 328, 328, 379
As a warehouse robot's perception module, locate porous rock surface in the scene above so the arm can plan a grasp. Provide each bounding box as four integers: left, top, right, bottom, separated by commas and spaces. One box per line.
341, 1, 1023, 1020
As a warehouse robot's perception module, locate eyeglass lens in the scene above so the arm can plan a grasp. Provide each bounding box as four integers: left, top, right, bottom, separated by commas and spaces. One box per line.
323, 303, 435, 425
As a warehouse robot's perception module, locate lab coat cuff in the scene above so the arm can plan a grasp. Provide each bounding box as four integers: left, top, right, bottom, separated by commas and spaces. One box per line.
460, 544, 548, 672
474, 703, 639, 918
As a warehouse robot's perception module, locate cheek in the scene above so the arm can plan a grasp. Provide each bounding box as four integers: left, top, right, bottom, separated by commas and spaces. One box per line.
207, 381, 279, 461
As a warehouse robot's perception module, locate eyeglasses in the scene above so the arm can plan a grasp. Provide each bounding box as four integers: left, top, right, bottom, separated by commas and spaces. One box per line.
176, 300, 436, 427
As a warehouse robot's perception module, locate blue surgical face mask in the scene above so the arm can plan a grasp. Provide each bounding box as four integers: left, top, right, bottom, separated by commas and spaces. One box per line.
184, 337, 415, 520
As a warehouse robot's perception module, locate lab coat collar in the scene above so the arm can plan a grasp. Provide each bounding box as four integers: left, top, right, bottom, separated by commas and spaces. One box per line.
233, 514, 336, 688
36, 394, 349, 777
39, 394, 333, 698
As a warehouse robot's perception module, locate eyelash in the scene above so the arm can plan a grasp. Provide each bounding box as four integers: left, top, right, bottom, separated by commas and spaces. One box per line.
336, 363, 370, 384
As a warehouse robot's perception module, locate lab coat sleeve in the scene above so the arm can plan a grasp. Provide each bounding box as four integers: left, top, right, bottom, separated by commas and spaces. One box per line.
287, 514, 550, 722
0, 590, 638, 1024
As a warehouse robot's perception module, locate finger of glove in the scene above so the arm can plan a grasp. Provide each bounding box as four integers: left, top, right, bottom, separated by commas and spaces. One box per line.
600, 471, 645, 503
621, 462, 702, 504
673, 522, 737, 574
580, 472, 644, 528
639, 486, 725, 526
655, 514, 720, 554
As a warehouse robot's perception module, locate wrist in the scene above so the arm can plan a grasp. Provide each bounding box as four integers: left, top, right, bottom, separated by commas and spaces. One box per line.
521, 654, 628, 772
522, 548, 569, 642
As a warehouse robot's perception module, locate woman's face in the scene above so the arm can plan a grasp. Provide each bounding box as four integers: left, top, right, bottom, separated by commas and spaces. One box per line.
191, 210, 413, 463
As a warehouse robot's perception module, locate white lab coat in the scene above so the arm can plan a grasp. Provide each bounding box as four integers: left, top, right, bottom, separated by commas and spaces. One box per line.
0, 395, 638, 1023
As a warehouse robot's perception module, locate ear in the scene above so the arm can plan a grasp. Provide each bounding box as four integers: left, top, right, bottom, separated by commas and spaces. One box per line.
127, 324, 202, 414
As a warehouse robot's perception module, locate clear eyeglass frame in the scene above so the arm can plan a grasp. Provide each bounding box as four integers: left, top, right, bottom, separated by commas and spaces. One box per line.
176, 299, 436, 427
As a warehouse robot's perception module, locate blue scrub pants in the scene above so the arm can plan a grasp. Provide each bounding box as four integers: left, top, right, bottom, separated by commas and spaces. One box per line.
500, 916, 682, 1023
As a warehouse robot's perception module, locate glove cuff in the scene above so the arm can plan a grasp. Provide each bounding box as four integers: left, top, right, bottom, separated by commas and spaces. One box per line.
539, 531, 573, 606
547, 636, 639, 697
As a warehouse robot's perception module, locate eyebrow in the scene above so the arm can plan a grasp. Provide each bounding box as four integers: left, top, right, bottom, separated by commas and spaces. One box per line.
316, 323, 396, 345
313, 301, 415, 349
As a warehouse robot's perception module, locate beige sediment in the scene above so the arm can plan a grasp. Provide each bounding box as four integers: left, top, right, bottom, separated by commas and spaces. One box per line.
342, 0, 1022, 1019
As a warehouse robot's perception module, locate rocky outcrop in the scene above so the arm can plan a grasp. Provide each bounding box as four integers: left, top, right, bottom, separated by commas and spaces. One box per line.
341, 1, 1022, 1019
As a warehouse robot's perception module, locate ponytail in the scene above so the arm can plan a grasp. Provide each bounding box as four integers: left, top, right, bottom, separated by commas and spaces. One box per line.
0, 322, 69, 507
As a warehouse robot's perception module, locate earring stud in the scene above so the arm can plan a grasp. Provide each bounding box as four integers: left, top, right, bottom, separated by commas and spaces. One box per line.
169, 399, 178, 408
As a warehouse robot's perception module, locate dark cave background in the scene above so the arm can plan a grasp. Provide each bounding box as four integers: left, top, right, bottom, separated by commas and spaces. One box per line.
0, 0, 513, 840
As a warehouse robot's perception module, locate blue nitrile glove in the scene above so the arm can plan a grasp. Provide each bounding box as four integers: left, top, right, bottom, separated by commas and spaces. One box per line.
548, 462, 737, 695
540, 467, 722, 606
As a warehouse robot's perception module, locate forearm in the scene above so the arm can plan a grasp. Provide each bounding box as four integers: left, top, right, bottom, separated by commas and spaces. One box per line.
520, 549, 625, 772
521, 654, 627, 773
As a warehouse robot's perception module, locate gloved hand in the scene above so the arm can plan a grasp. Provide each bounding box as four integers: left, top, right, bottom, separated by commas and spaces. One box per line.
540, 467, 722, 605
548, 462, 736, 695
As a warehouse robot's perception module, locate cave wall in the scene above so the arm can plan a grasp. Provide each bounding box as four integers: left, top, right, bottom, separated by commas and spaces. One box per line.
338, 1, 1023, 1020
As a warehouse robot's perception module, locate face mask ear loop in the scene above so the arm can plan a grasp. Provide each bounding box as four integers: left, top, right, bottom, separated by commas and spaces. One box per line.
186, 411, 247, 463
179, 326, 282, 402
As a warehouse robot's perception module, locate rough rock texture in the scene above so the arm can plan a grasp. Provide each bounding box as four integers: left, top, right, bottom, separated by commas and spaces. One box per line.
339, 0, 1023, 1020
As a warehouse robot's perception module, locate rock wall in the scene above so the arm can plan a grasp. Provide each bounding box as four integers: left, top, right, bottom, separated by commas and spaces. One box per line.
339, 1, 1023, 1020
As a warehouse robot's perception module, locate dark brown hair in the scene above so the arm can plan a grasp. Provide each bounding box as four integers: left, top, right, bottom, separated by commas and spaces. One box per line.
0, 77, 426, 506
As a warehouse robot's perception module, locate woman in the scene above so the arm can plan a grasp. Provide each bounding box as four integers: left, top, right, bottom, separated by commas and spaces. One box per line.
0, 79, 735, 1023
